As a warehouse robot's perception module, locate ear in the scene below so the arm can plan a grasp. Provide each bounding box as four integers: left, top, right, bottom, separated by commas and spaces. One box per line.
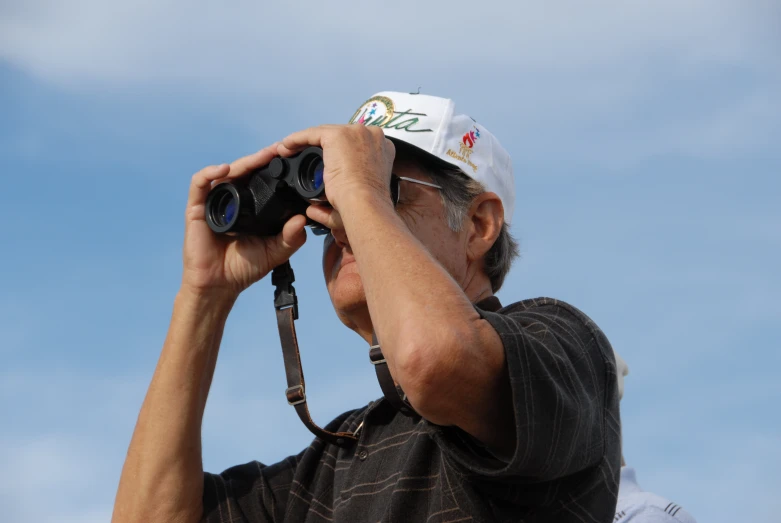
465, 192, 504, 264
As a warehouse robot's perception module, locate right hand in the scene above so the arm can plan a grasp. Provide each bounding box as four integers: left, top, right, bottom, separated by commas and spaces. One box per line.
181, 144, 308, 298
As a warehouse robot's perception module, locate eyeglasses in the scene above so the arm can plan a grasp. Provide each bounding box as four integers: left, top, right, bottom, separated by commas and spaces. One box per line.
309, 175, 442, 236
390, 174, 442, 206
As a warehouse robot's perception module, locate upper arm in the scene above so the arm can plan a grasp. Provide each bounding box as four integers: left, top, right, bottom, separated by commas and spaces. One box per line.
485, 302, 619, 477
430, 299, 621, 481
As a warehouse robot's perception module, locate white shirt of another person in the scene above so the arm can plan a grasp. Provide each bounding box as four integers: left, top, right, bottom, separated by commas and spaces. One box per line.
615, 466, 697, 522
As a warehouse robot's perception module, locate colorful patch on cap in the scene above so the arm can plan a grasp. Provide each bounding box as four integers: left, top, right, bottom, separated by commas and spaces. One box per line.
349, 96, 434, 133
446, 125, 480, 173
460, 126, 481, 153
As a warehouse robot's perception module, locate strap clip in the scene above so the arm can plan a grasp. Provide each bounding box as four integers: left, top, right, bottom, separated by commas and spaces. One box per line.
285, 385, 306, 406
272, 262, 299, 319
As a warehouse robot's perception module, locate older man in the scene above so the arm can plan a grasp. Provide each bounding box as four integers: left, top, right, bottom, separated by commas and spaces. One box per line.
112, 92, 621, 522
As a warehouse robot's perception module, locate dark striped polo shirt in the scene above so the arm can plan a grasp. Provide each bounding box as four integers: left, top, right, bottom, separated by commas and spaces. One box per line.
203, 297, 621, 522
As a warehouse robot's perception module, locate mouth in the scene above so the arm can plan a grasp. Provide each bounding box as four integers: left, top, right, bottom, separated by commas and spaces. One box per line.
338, 254, 357, 272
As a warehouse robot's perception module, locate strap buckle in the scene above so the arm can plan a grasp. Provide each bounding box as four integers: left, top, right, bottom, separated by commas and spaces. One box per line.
272, 262, 299, 320
272, 260, 357, 447
369, 345, 386, 365
285, 385, 306, 406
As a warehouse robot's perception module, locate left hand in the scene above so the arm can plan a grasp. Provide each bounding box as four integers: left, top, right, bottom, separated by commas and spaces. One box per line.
277, 124, 396, 212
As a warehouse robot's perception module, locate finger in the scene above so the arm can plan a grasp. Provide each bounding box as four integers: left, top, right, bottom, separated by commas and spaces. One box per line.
226, 143, 280, 180
384, 137, 396, 158
276, 143, 299, 158
264, 214, 308, 266
279, 125, 339, 154
188, 164, 230, 209
280, 214, 309, 250
306, 204, 344, 231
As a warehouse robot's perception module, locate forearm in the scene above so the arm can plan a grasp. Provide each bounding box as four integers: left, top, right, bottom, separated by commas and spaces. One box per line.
344, 194, 477, 338
339, 193, 498, 419
112, 288, 236, 523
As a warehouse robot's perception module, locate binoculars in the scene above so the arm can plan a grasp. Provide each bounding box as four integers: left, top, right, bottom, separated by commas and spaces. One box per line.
205, 147, 328, 236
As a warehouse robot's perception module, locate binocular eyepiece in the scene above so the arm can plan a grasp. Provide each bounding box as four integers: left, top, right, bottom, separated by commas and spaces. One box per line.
205, 146, 328, 236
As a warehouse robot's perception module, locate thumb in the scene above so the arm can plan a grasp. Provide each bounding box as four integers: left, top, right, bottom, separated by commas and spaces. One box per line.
264, 214, 308, 268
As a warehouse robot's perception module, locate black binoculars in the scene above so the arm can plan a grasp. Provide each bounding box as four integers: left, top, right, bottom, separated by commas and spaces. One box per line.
205, 146, 329, 236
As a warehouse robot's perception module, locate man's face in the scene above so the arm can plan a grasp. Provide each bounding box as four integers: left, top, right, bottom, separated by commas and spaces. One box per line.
321, 156, 469, 322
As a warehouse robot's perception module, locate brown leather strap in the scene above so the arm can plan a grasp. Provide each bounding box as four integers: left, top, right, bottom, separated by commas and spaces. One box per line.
273, 264, 357, 447
272, 262, 503, 438
370, 332, 416, 416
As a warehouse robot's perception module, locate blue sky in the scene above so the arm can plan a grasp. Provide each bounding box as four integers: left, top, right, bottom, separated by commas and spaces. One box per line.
1, 2, 779, 522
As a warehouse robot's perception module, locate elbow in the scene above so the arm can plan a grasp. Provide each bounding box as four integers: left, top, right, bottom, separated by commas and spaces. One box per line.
393, 328, 473, 425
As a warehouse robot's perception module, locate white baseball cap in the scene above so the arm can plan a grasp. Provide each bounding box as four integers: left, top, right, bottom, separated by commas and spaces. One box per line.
347, 91, 515, 224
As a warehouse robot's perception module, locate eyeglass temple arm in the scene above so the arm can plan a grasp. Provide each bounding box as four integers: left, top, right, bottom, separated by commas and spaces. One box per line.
395, 176, 442, 189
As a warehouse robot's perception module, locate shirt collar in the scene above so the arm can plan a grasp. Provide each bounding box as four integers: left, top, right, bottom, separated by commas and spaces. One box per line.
476, 296, 502, 312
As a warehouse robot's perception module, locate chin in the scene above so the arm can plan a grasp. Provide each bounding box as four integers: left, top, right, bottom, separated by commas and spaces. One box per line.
329, 272, 368, 314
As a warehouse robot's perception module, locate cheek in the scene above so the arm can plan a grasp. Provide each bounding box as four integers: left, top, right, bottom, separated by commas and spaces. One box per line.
406, 217, 464, 274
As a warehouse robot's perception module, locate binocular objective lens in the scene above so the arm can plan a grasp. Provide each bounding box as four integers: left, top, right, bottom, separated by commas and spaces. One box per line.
300, 158, 325, 193
213, 192, 237, 227
313, 162, 324, 190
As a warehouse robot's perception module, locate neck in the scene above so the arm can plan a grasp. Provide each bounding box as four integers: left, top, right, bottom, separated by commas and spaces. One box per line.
462, 263, 494, 305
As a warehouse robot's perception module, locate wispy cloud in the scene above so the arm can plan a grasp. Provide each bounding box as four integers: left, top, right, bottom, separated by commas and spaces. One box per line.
0, 368, 140, 523
1, 1, 777, 86
0, 436, 114, 523
0, 355, 380, 523
2, 0, 779, 165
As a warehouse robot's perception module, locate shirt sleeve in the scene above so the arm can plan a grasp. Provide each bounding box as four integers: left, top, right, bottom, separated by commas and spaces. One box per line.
427, 298, 621, 481
202, 455, 299, 523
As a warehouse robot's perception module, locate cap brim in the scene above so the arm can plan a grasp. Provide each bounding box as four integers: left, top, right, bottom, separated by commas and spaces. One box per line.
387, 136, 458, 173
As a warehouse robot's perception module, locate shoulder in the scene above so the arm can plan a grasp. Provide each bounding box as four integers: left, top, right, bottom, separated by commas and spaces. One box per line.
616, 492, 697, 523
617, 468, 698, 522
488, 297, 614, 360
497, 297, 605, 336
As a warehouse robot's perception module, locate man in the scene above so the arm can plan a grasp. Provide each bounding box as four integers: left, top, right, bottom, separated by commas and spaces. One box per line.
612, 352, 697, 523
112, 92, 621, 522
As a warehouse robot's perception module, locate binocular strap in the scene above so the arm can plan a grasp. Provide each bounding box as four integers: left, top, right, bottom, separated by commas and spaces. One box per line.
369, 333, 416, 417
275, 304, 359, 447
272, 261, 416, 448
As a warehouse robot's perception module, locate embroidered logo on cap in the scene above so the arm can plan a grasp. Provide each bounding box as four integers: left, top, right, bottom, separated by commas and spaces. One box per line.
446, 125, 481, 173
349, 96, 434, 133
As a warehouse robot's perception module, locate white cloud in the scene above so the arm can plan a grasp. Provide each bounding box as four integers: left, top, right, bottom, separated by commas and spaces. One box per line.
0, 346, 382, 522
2, 1, 779, 163
1, 0, 777, 86
0, 367, 140, 523
0, 431, 117, 523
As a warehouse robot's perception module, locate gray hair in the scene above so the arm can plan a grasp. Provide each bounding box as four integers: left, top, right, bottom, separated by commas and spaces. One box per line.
423, 163, 520, 293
